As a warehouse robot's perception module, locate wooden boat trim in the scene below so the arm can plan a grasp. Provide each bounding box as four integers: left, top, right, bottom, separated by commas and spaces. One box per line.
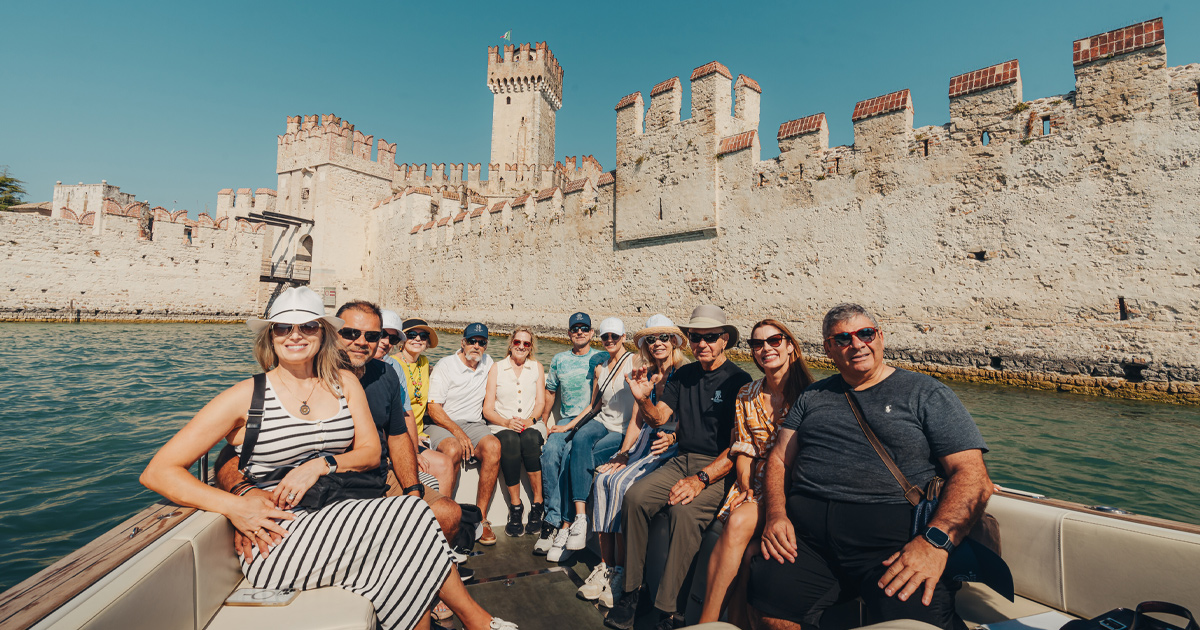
0, 500, 196, 630
995, 489, 1200, 535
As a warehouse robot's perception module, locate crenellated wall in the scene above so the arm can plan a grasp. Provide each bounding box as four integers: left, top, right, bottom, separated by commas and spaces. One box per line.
365, 17, 1200, 402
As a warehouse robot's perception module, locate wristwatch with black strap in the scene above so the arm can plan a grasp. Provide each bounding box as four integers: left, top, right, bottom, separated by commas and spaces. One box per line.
696, 470, 711, 488
402, 483, 426, 499
921, 525, 955, 554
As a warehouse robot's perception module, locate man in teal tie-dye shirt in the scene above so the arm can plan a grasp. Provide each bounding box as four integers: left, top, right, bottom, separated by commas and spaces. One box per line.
534, 312, 606, 557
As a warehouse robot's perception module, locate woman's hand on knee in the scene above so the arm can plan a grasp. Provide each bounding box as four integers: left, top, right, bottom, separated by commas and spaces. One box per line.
228, 493, 293, 558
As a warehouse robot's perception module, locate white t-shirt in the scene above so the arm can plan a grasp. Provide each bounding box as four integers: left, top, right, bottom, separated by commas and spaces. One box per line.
429, 351, 494, 426
593, 353, 636, 434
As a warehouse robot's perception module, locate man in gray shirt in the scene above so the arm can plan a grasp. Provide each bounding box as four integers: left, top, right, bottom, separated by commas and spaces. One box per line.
750, 303, 992, 630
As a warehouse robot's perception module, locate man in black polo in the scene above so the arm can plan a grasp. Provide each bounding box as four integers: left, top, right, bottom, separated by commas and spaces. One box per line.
605, 305, 753, 630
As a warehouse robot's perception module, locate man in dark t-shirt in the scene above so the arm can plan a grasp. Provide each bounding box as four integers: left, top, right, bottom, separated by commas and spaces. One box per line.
749, 303, 993, 630
605, 305, 753, 630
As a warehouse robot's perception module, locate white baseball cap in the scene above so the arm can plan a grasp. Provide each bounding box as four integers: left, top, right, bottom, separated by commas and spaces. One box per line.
597, 317, 626, 337
381, 309, 403, 333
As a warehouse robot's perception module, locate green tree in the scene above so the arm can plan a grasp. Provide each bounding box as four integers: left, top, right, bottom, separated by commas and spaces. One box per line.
0, 166, 28, 211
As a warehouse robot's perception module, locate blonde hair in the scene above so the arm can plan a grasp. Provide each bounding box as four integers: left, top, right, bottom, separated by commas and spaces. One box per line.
506, 326, 538, 359
253, 320, 346, 395
638, 335, 688, 374
749, 319, 814, 402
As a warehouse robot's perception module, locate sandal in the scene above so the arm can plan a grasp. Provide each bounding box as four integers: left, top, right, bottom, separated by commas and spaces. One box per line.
432, 600, 454, 620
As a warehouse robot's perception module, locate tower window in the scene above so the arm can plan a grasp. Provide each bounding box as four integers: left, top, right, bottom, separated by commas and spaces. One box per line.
506, 96, 511, 105
1042, 116, 1051, 136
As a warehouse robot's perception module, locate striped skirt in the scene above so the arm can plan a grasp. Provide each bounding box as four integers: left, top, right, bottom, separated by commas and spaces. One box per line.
592, 429, 678, 533
242, 495, 454, 630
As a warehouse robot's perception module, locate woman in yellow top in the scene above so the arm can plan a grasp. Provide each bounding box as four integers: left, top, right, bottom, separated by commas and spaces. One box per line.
398, 318, 455, 491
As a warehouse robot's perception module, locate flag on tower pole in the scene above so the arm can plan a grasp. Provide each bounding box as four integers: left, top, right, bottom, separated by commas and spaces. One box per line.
501, 30, 511, 41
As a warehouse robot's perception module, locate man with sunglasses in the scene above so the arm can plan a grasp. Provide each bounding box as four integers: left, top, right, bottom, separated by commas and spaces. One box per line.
749, 303, 991, 630
606, 305, 752, 630
534, 312, 607, 556
427, 323, 505, 545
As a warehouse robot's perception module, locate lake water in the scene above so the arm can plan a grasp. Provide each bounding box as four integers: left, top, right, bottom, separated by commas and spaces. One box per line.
1, 322, 1197, 592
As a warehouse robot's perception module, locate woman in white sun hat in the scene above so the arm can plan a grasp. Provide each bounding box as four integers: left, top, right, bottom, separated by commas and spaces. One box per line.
141, 287, 517, 630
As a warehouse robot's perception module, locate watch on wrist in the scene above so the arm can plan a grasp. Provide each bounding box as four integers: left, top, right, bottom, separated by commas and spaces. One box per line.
696, 470, 711, 487
323, 455, 338, 475
921, 525, 955, 554
403, 483, 426, 498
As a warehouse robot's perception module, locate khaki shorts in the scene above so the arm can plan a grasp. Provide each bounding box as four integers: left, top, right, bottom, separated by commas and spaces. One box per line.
425, 421, 493, 450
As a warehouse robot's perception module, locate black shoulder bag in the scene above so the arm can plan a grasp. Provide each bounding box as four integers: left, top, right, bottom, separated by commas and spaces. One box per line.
567, 352, 633, 441
1063, 602, 1199, 630
239, 373, 387, 509
844, 390, 1014, 600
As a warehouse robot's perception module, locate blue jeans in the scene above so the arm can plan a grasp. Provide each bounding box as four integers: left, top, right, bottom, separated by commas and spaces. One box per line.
570, 421, 623, 504
540, 420, 574, 527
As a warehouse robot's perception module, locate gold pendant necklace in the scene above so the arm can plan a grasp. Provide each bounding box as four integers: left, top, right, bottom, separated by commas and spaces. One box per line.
280, 374, 319, 415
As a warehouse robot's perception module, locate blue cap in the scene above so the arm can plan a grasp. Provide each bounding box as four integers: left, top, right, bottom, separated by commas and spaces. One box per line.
569, 312, 591, 328
463, 322, 488, 340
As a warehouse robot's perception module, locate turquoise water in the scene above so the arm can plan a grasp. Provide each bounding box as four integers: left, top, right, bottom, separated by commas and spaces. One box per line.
0, 322, 1198, 592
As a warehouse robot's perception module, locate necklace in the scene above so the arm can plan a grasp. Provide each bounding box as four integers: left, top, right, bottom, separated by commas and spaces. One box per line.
278, 373, 319, 415
401, 359, 423, 404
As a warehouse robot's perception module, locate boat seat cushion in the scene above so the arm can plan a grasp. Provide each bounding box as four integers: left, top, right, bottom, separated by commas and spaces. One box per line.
205, 585, 376, 630
956, 582, 1059, 626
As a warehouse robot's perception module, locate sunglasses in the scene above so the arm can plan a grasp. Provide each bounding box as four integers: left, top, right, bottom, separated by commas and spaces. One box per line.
338, 327, 382, 343
570, 325, 592, 333
512, 339, 532, 349
271, 321, 322, 337
406, 330, 431, 341
827, 327, 879, 347
600, 333, 623, 343
465, 337, 488, 347
688, 332, 726, 344
383, 332, 402, 345
643, 333, 674, 345
748, 334, 787, 350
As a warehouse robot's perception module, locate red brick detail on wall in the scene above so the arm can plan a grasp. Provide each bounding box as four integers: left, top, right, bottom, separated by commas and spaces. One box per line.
778, 113, 827, 140
691, 61, 732, 81
423, 221, 435, 230
453, 211, 468, 223
852, 89, 912, 122
255, 188, 277, 196
217, 188, 233, 195
615, 92, 642, 110
1073, 18, 1164, 66
470, 207, 484, 218
717, 130, 757, 156
511, 194, 530, 207
949, 60, 1020, 98
651, 77, 681, 96
409, 224, 421, 234
490, 202, 505, 213
562, 178, 588, 194
735, 74, 762, 93
536, 187, 558, 201
597, 171, 615, 186
436, 217, 450, 227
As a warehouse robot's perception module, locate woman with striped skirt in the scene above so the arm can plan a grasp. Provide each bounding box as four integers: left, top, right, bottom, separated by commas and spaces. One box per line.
577, 315, 689, 608
142, 287, 516, 630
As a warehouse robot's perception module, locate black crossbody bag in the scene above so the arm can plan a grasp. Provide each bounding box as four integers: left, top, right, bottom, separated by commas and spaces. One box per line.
239, 373, 387, 509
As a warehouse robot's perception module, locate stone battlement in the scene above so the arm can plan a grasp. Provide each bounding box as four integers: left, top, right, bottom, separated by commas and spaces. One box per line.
487, 41, 564, 109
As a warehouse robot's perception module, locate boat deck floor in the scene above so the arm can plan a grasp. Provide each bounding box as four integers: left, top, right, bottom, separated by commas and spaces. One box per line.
450, 533, 661, 630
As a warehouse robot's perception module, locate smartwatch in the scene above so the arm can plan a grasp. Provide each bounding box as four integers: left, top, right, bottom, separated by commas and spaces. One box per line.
921, 525, 955, 554
696, 470, 711, 487
323, 455, 338, 475
402, 483, 426, 499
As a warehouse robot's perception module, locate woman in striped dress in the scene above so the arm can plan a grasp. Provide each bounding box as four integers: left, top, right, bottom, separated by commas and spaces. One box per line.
141, 287, 516, 630
577, 315, 688, 608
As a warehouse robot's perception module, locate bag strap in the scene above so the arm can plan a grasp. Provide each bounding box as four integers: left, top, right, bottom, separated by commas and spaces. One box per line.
238, 373, 268, 477
567, 352, 633, 440
844, 390, 925, 506
598, 351, 633, 395
1131, 602, 1199, 630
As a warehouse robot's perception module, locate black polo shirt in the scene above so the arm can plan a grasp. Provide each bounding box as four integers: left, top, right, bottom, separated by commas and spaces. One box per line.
359, 359, 408, 472
660, 359, 752, 456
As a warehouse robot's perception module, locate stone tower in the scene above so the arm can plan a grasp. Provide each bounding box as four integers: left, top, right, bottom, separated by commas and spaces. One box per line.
487, 42, 563, 173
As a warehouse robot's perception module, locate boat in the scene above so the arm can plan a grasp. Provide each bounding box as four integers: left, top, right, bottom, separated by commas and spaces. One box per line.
1, 462, 1198, 630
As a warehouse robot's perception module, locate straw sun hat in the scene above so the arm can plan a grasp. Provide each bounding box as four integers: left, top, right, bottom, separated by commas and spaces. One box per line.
401, 318, 439, 348
246, 286, 343, 333
633, 314, 686, 349
678, 304, 740, 347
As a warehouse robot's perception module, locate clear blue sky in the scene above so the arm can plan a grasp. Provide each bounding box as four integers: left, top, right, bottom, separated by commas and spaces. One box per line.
5, 0, 1195, 215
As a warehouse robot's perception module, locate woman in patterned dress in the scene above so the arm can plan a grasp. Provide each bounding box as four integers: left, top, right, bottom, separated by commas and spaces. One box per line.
141, 287, 515, 630
698, 318, 814, 627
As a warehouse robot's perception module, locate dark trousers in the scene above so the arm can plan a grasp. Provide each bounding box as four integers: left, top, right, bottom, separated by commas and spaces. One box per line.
747, 493, 964, 630
621, 453, 725, 613
495, 429, 543, 488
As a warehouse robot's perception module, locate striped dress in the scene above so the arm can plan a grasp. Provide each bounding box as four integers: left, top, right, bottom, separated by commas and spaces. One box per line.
235, 375, 454, 630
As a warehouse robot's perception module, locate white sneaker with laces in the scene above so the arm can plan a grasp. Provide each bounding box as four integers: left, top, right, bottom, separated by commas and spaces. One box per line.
565, 514, 588, 550
533, 526, 554, 555
546, 527, 571, 562
598, 565, 624, 608
577, 562, 608, 600
489, 617, 519, 630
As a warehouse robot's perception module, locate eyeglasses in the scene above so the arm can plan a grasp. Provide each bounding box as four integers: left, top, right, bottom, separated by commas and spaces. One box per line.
338, 328, 382, 343
827, 327, 879, 347
688, 332, 726, 344
465, 337, 488, 347
271, 321, 322, 337
600, 333, 623, 343
748, 334, 787, 350
511, 339, 532, 349
406, 330, 430, 341
570, 325, 591, 334
383, 332, 402, 345
643, 333, 673, 345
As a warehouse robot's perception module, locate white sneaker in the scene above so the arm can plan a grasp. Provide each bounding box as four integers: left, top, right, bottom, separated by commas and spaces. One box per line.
546, 527, 571, 562
598, 566, 624, 608
532, 526, 554, 556
490, 618, 518, 630
577, 562, 608, 600
566, 514, 588, 550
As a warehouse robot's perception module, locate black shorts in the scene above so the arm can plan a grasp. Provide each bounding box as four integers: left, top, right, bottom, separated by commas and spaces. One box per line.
747, 493, 964, 630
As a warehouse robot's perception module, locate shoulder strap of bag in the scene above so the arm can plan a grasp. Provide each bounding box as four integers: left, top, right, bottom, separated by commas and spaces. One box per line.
844, 390, 924, 506
238, 373, 268, 475
1131, 602, 1199, 630
599, 351, 633, 394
